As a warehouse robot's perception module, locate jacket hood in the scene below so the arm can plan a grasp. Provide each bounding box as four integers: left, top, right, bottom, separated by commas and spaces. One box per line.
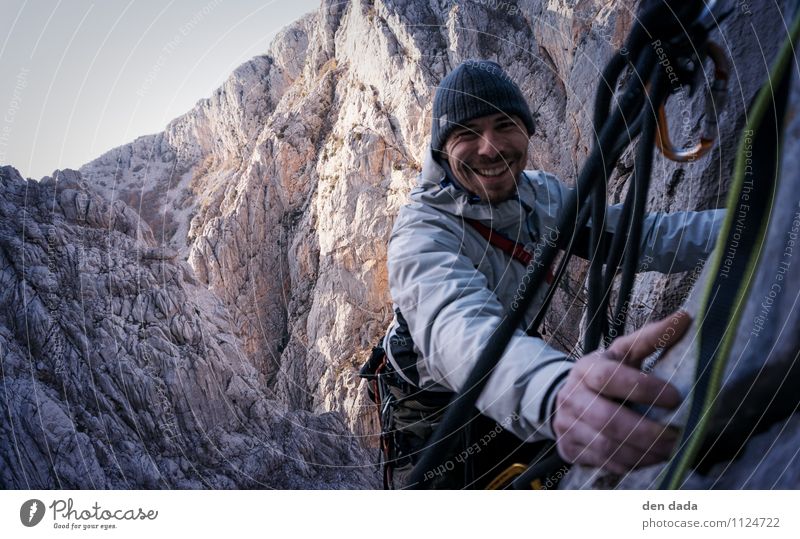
411, 146, 539, 233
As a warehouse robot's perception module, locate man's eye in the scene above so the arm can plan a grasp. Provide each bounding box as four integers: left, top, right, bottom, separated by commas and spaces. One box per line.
497, 121, 516, 130
455, 131, 477, 141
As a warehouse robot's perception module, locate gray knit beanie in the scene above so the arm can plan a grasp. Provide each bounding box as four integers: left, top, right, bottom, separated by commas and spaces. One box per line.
430, 59, 535, 156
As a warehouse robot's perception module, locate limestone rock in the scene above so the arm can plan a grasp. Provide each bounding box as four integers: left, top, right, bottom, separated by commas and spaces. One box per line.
0, 166, 376, 488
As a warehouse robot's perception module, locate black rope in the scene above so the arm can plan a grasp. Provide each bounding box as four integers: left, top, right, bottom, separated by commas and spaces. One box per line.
609, 64, 670, 343
584, 45, 659, 351
530, 98, 648, 339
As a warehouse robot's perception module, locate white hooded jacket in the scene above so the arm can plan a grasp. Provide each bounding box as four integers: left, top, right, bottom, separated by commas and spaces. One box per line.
386, 147, 723, 442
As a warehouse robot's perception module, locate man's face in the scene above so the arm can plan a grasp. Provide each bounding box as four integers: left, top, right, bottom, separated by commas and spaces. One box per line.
441, 113, 530, 205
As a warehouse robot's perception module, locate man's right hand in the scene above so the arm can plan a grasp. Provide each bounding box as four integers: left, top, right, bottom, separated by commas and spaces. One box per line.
552, 311, 692, 474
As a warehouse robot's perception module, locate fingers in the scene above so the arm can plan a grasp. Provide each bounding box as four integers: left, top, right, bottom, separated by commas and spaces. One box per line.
555, 375, 678, 457
576, 354, 681, 409
553, 348, 683, 474
556, 420, 673, 474
607, 310, 692, 368
566, 390, 678, 456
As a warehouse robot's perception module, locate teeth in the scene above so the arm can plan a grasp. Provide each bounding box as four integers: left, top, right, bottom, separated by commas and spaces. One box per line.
473, 163, 510, 177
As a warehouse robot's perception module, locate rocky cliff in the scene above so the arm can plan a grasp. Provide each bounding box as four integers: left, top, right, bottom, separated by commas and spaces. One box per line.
0, 166, 374, 488
1, 0, 798, 488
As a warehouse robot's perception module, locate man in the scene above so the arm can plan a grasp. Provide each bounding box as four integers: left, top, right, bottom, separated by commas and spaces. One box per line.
381, 59, 722, 488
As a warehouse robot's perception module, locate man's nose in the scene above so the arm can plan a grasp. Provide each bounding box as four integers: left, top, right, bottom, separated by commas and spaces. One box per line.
476, 129, 501, 159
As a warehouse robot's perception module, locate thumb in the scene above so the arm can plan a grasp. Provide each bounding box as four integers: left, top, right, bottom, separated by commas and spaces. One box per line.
607, 310, 692, 368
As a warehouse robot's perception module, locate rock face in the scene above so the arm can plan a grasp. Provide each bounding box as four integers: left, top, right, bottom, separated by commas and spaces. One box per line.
1, 0, 798, 488
0, 166, 376, 488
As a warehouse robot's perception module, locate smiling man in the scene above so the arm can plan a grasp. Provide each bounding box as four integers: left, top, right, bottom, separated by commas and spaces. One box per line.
442, 112, 529, 203
378, 59, 723, 489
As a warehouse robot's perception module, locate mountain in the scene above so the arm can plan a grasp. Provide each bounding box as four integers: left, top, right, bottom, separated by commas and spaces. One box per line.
1, 0, 798, 488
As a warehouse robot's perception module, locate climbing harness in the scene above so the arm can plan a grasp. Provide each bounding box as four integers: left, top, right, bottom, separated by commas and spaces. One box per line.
361, 217, 560, 488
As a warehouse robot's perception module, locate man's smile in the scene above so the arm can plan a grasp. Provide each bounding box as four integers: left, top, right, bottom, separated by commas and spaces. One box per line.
467, 160, 515, 179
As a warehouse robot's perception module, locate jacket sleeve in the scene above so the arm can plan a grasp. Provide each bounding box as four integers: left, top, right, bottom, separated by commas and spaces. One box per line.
632, 207, 725, 273
543, 171, 724, 273
577, 201, 724, 273
388, 205, 573, 442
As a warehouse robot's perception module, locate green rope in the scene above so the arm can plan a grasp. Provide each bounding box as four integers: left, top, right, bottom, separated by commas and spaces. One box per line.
659, 11, 800, 490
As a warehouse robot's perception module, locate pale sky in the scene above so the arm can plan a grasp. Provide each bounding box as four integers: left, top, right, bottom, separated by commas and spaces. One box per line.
0, 0, 320, 180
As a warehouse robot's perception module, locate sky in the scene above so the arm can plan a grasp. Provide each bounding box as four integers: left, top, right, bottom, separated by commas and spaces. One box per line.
0, 0, 320, 180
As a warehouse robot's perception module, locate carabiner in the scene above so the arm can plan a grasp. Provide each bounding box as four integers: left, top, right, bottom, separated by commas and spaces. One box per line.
655, 41, 730, 162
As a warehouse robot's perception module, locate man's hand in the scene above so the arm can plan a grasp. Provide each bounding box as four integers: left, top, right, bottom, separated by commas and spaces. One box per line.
552, 311, 692, 474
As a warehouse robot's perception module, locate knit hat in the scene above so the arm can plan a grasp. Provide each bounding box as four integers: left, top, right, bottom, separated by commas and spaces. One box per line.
430, 59, 535, 156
